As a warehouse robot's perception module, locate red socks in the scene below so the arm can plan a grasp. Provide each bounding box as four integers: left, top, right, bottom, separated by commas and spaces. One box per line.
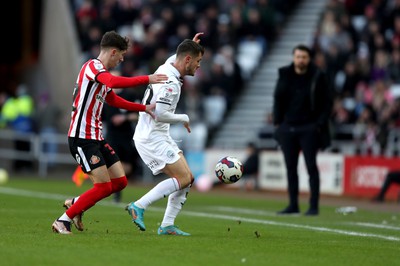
65, 176, 127, 219
66, 182, 112, 219
111, 176, 128, 193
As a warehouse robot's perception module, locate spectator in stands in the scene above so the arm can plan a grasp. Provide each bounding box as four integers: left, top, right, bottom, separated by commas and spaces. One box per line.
1, 83, 35, 172
372, 170, 400, 202
273, 44, 333, 216
35, 91, 62, 169
388, 49, 400, 83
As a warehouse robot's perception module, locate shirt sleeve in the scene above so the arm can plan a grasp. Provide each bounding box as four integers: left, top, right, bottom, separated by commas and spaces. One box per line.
165, 54, 176, 64
105, 90, 146, 112
96, 72, 149, 88
154, 84, 189, 124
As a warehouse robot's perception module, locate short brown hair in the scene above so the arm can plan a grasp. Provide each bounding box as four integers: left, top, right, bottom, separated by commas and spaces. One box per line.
176, 39, 205, 58
100, 31, 129, 51
292, 44, 312, 57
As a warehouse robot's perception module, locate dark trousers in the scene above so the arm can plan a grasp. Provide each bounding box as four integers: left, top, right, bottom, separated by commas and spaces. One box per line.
376, 171, 400, 200
278, 123, 320, 210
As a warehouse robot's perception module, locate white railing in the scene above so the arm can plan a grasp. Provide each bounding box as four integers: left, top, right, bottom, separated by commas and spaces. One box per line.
0, 129, 75, 176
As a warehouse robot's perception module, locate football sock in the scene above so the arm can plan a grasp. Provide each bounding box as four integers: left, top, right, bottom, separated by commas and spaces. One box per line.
161, 184, 191, 227
135, 178, 180, 209
59, 213, 72, 222
73, 196, 80, 203
66, 182, 112, 219
111, 176, 128, 193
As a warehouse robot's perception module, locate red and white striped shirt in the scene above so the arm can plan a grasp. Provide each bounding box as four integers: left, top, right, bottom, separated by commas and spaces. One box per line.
68, 59, 110, 140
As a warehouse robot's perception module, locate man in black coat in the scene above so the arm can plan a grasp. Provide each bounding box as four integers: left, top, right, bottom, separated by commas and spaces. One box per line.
273, 44, 333, 216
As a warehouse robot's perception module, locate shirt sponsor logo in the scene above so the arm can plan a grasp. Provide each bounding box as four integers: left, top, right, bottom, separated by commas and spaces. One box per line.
147, 160, 159, 170
159, 97, 172, 103
96, 94, 105, 103
90, 155, 101, 165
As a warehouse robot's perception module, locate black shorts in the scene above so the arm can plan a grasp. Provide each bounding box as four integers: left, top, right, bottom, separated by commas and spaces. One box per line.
68, 137, 120, 173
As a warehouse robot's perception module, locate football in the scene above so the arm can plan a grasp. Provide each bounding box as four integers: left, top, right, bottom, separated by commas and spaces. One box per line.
0, 168, 9, 185
215, 156, 244, 184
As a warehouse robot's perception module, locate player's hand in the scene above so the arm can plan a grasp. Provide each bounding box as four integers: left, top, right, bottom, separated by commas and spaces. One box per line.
184, 121, 191, 133
192, 32, 204, 44
148, 74, 168, 84
145, 103, 156, 119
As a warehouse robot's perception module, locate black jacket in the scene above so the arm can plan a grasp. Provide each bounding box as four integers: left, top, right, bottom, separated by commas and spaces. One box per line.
273, 63, 333, 149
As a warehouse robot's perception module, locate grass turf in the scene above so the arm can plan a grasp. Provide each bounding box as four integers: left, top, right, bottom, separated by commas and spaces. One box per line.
0, 176, 399, 266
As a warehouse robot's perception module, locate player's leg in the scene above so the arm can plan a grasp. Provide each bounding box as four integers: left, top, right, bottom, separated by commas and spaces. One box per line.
108, 161, 128, 197
133, 144, 192, 209
109, 140, 132, 202
299, 126, 320, 215
102, 140, 129, 201
126, 139, 186, 231
277, 128, 301, 214
158, 153, 193, 236
52, 139, 113, 234
53, 166, 113, 234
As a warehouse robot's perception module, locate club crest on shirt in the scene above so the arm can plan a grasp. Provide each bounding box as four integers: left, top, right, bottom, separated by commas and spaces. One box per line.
167, 150, 175, 159
90, 155, 100, 165
158, 88, 173, 103
163, 89, 172, 97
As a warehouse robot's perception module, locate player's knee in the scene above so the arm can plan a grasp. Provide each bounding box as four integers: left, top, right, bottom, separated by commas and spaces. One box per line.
111, 176, 128, 192
94, 182, 113, 196
178, 174, 193, 188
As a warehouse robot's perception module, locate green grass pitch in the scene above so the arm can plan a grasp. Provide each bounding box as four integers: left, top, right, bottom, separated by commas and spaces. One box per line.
0, 176, 399, 266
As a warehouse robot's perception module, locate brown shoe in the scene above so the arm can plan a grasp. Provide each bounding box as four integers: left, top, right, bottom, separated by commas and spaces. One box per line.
52, 219, 72, 234
63, 198, 84, 231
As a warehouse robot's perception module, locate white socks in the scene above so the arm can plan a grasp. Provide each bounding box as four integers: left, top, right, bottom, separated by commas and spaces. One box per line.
59, 213, 72, 222
135, 178, 180, 209
161, 185, 191, 227
59, 196, 80, 221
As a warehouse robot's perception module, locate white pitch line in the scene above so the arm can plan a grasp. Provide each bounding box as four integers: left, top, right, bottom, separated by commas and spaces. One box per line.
347, 222, 400, 231
0, 187, 399, 241
178, 210, 400, 242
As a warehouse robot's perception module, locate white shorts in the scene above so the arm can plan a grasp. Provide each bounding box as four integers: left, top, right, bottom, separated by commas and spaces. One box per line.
134, 137, 182, 175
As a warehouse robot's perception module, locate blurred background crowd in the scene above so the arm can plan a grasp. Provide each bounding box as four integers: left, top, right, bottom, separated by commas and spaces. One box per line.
2, 0, 400, 175
312, 0, 400, 156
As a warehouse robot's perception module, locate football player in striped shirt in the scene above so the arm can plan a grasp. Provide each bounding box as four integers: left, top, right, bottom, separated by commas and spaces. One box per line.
52, 31, 167, 234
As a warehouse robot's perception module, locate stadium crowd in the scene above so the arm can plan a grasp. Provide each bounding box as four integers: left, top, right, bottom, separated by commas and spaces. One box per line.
312, 0, 400, 156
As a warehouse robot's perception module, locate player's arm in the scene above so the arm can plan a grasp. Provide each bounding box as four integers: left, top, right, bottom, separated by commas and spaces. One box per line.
153, 83, 188, 123
154, 101, 189, 124
164, 32, 203, 64
105, 90, 146, 112
96, 72, 167, 88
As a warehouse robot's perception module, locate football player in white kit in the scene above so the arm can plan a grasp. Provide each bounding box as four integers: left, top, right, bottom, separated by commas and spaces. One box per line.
126, 33, 204, 235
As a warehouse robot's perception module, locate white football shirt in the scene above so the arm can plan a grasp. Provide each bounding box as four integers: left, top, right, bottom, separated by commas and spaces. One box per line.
134, 58, 184, 141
